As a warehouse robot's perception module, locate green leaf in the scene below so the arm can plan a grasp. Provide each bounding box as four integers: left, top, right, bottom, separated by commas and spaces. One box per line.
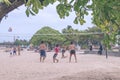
32, 5, 39, 14
66, 12, 69, 16
74, 17, 78, 24
36, 0, 43, 9
84, 11, 89, 15
3, 0, 11, 6
79, 19, 86, 25
43, 0, 49, 7
29, 10, 35, 16
69, 0, 74, 4
26, 0, 31, 6
49, 0, 56, 4
74, 2, 79, 11
25, 8, 30, 17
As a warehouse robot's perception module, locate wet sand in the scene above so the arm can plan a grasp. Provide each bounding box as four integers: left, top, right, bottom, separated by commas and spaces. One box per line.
0, 49, 120, 80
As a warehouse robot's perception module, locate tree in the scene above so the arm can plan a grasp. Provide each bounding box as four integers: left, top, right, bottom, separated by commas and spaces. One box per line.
0, 0, 44, 21
0, 0, 24, 21
30, 26, 65, 48
85, 26, 102, 32
62, 25, 80, 45
91, 0, 120, 48
85, 26, 104, 42
1, 0, 120, 48
14, 39, 29, 46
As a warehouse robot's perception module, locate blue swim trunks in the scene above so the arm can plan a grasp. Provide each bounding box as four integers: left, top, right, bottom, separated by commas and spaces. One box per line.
53, 53, 58, 59
40, 50, 46, 57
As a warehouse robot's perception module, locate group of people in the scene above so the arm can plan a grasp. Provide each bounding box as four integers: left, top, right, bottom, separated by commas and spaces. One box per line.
39, 41, 77, 63
10, 45, 21, 56
89, 43, 103, 55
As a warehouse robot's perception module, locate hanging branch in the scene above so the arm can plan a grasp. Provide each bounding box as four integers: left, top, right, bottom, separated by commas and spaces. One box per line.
0, 0, 24, 22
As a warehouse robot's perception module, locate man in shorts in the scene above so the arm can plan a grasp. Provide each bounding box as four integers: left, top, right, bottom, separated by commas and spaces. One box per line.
69, 42, 77, 63
39, 41, 46, 62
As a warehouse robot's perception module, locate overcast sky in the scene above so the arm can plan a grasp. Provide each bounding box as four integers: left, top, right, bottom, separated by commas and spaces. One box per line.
0, 2, 94, 42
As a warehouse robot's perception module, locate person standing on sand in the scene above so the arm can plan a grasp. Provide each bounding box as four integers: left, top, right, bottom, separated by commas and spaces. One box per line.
17, 45, 21, 56
61, 45, 66, 58
53, 44, 60, 63
69, 42, 77, 63
39, 41, 47, 62
10, 47, 13, 56
13, 46, 17, 55
98, 43, 103, 55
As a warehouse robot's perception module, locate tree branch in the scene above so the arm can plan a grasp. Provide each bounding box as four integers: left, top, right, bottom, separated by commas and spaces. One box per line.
0, 0, 24, 22
0, 0, 45, 22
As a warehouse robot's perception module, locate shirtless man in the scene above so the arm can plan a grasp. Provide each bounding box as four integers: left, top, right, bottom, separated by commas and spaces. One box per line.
69, 42, 77, 63
39, 41, 46, 62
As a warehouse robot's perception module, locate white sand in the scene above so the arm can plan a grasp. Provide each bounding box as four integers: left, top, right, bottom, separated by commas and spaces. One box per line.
0, 49, 120, 80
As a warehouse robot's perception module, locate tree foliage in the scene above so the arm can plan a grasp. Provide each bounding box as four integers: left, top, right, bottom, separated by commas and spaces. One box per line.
84, 26, 104, 44
30, 26, 65, 46
14, 39, 29, 46
1, 0, 120, 48
91, 0, 120, 48
62, 25, 80, 44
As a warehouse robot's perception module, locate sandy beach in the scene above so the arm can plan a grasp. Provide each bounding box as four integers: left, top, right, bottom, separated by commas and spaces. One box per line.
0, 49, 120, 80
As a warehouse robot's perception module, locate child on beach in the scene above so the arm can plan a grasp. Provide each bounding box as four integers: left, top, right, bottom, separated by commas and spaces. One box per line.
13, 46, 17, 55
10, 47, 13, 56
53, 44, 60, 63
61, 45, 66, 58
17, 45, 21, 56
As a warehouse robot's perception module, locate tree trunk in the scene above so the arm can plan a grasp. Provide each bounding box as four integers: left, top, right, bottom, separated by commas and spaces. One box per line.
0, 0, 24, 22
